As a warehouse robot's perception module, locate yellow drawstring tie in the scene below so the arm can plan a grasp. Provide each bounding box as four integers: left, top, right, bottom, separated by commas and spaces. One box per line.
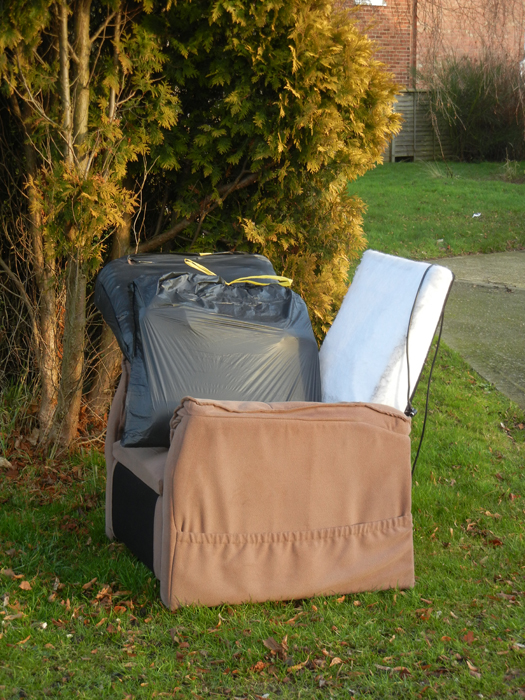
184, 259, 292, 288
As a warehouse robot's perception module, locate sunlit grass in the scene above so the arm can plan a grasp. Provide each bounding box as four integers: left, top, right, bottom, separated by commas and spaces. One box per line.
1, 346, 524, 699
349, 161, 525, 260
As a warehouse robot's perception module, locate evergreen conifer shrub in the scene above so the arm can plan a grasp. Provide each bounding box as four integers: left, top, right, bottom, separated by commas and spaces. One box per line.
140, 0, 402, 336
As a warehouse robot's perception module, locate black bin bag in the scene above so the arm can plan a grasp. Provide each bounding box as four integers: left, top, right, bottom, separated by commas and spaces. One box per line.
121, 272, 321, 447
94, 252, 277, 361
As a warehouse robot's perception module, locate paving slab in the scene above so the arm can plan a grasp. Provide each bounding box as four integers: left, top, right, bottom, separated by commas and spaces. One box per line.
431, 251, 525, 410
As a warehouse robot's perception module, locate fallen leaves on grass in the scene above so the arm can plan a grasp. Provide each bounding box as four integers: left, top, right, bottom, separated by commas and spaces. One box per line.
250, 661, 267, 673
263, 635, 288, 660
287, 659, 309, 673
329, 657, 343, 667
1, 568, 23, 579
462, 631, 476, 644
285, 612, 305, 625
375, 664, 411, 677
3, 612, 25, 621
19, 581, 31, 591
467, 660, 481, 678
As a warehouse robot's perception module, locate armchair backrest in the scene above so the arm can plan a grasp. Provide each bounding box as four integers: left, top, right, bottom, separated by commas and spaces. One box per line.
319, 250, 454, 412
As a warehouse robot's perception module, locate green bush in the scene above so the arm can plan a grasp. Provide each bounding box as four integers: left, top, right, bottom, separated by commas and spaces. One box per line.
423, 53, 525, 161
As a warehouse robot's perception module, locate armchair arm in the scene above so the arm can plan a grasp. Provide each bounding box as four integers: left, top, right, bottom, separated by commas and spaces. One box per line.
160, 398, 414, 608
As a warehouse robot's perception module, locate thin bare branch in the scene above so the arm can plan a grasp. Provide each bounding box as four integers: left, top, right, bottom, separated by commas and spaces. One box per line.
58, 0, 74, 166
12, 54, 61, 131
108, 9, 121, 121
137, 172, 259, 253
68, 41, 80, 64
89, 10, 118, 44
0, 257, 39, 354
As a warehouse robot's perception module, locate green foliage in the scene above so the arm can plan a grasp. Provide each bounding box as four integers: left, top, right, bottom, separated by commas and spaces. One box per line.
28, 166, 137, 270
0, 0, 180, 274
0, 0, 400, 443
140, 0, 401, 335
421, 54, 525, 162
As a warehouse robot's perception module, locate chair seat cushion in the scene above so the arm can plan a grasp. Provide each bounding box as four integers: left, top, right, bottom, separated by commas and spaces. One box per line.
112, 442, 168, 495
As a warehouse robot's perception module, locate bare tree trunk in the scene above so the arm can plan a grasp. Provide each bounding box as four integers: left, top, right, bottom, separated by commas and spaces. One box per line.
50, 258, 87, 447
48, 0, 92, 449
87, 209, 131, 420
18, 102, 59, 440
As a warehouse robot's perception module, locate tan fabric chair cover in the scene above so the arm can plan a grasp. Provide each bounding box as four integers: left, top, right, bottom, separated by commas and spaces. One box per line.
158, 398, 414, 608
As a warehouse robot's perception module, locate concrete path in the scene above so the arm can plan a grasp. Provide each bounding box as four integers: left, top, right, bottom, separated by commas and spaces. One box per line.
431, 251, 525, 410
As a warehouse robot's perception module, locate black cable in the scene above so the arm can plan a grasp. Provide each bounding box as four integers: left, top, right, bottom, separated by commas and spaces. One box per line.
411, 310, 445, 476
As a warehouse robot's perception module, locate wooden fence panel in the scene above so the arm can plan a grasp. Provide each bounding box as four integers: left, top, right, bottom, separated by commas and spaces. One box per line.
384, 91, 454, 162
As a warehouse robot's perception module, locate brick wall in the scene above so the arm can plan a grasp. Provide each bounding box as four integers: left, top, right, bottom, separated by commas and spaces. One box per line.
341, 0, 525, 88
417, 0, 525, 67
343, 0, 415, 88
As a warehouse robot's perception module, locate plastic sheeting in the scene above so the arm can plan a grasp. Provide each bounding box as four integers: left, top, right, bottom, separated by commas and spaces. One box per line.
319, 250, 454, 412
121, 272, 321, 447
94, 253, 277, 361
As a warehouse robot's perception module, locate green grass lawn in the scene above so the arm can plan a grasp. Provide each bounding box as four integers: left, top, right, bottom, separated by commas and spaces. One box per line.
1, 347, 524, 699
348, 161, 525, 260
1, 161, 524, 699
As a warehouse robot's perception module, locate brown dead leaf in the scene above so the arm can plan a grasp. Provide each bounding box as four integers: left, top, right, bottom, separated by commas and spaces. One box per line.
462, 631, 475, 644
336, 595, 346, 603
393, 666, 411, 677
353, 600, 361, 607
82, 577, 97, 591
287, 659, 309, 673
415, 608, 432, 620
250, 661, 266, 672
1, 568, 15, 578
16, 635, 30, 645
4, 613, 25, 621
285, 611, 305, 625
263, 636, 282, 653
497, 593, 516, 601
330, 657, 343, 667
19, 581, 31, 591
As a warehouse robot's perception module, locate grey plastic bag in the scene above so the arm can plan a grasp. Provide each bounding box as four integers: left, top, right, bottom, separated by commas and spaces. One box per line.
94, 252, 277, 361
121, 272, 321, 447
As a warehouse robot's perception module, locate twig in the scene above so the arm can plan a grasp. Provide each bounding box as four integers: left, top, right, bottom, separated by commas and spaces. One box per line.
89, 10, 117, 44
137, 172, 258, 254
0, 257, 39, 354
